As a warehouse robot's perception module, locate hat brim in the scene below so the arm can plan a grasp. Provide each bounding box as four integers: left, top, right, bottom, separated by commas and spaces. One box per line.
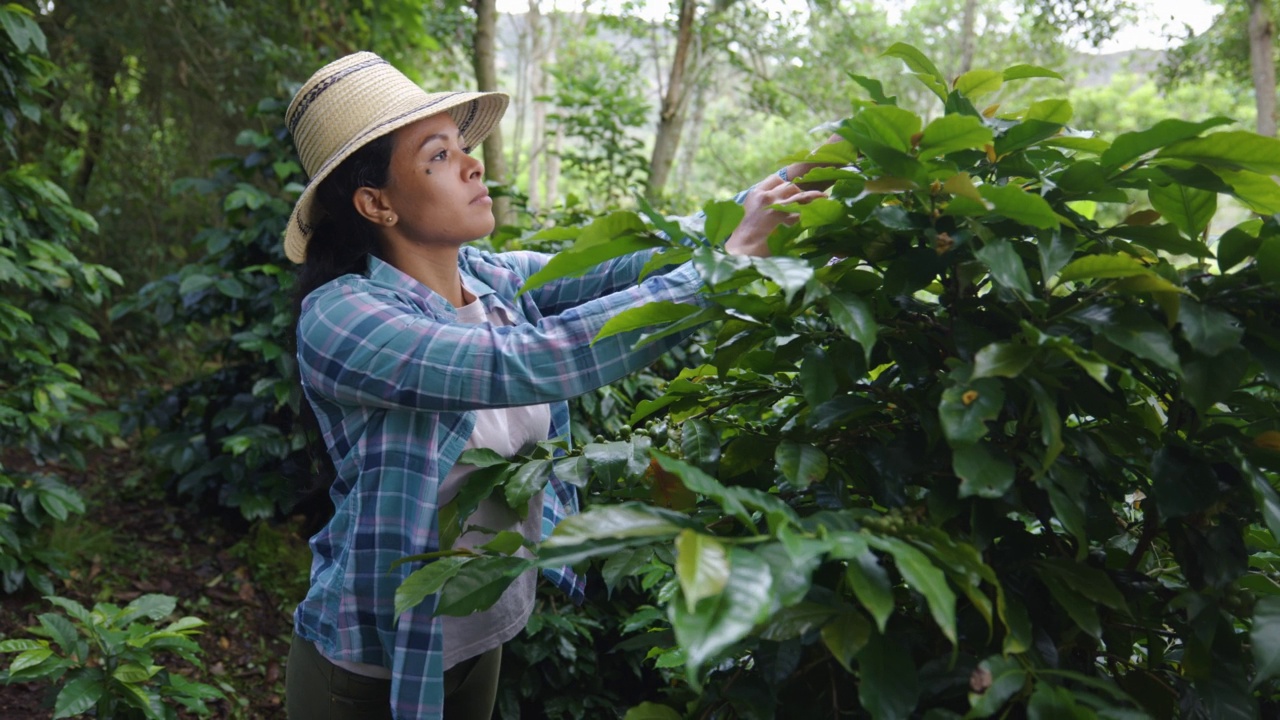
284, 91, 508, 264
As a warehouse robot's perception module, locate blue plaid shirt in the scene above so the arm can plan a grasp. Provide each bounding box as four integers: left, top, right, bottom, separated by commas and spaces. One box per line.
293, 246, 706, 718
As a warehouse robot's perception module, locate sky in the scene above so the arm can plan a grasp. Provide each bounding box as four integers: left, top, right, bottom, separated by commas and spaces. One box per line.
494, 0, 1222, 53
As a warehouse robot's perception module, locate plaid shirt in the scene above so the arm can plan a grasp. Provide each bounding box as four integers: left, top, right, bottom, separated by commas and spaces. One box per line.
293, 246, 706, 718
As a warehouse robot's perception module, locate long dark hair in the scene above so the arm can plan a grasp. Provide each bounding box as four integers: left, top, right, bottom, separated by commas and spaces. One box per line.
291, 132, 394, 528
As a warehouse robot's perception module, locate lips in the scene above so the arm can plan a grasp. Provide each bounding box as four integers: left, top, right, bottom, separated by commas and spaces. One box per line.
471, 188, 491, 205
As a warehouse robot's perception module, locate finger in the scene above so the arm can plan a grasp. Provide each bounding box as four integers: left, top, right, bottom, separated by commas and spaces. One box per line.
789, 190, 829, 205
780, 212, 803, 226
756, 173, 786, 192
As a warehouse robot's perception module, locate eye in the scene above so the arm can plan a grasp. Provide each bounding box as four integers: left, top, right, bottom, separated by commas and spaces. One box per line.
432, 149, 448, 162
462, 146, 473, 155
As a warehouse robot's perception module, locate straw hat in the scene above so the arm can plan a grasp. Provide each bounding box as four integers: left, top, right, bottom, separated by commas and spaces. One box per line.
283, 52, 509, 263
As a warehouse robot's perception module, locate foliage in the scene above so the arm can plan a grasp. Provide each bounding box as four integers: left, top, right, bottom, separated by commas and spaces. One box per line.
496, 580, 672, 719
546, 34, 652, 206
404, 45, 1280, 718
0, 3, 115, 594
0, 593, 224, 719
227, 520, 312, 610
113, 99, 310, 520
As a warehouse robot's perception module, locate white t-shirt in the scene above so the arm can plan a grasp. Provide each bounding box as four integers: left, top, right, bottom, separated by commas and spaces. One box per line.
322, 296, 550, 677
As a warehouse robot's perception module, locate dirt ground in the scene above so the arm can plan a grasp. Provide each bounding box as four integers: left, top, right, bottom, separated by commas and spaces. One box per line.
0, 448, 299, 719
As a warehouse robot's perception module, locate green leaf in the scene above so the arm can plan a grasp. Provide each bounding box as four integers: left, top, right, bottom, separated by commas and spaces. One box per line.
478, 530, 525, 555
1035, 570, 1102, 637
953, 442, 1016, 499
702, 200, 744, 245
775, 442, 829, 489
670, 547, 774, 680
116, 594, 176, 627
1036, 558, 1128, 612
972, 342, 1036, 379
1244, 455, 1280, 546
974, 239, 1034, 299
37, 613, 80, 656
848, 73, 897, 105
827, 293, 877, 362
113, 662, 159, 683
1182, 347, 1250, 413
954, 70, 1003, 99
979, 185, 1059, 230
1101, 306, 1182, 375
918, 115, 994, 159
1003, 64, 1063, 82
552, 455, 590, 488
846, 551, 895, 633
594, 301, 699, 344
1149, 183, 1216, 239
623, 702, 683, 720
675, 529, 730, 611
967, 656, 1027, 718
681, 419, 720, 473
1179, 299, 1243, 356
177, 274, 215, 296
394, 557, 466, 616
856, 632, 921, 719
995, 120, 1064, 155
1100, 117, 1235, 170
1055, 253, 1152, 284
1214, 169, 1280, 214
869, 536, 957, 644
1253, 596, 1280, 688
850, 105, 923, 153
543, 504, 684, 547
882, 43, 946, 99
503, 458, 553, 512
1025, 98, 1073, 124
753, 256, 813, 304
939, 377, 1004, 445
1260, 236, 1280, 283
1158, 131, 1280, 176
799, 345, 837, 407
9, 647, 53, 673
436, 556, 530, 616
519, 212, 660, 296
652, 453, 752, 528
820, 611, 871, 673
53, 670, 105, 719
0, 639, 45, 653
775, 197, 847, 227
0, 7, 45, 54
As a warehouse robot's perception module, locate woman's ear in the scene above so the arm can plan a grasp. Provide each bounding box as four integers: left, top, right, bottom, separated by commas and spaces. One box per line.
352, 187, 393, 226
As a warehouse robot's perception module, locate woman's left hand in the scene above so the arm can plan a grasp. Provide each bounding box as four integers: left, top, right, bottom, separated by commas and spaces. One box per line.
725, 173, 827, 258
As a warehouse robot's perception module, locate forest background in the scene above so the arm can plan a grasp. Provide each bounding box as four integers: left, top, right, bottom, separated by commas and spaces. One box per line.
2, 0, 1280, 718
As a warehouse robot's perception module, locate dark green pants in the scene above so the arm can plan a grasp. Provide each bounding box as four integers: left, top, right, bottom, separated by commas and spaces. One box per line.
285, 635, 501, 719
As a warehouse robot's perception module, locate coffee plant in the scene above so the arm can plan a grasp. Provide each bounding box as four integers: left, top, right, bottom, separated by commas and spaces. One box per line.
0, 4, 114, 594
402, 45, 1280, 718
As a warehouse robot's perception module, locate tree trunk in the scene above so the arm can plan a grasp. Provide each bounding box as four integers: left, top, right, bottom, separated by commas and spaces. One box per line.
646, 0, 698, 202
959, 0, 978, 76
471, 0, 515, 227
674, 79, 708, 198
1248, 0, 1277, 137
526, 0, 545, 211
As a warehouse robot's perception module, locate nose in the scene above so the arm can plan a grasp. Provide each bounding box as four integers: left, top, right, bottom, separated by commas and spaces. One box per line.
464, 151, 484, 180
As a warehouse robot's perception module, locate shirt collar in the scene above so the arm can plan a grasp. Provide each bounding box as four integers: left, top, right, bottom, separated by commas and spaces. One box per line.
366, 254, 498, 315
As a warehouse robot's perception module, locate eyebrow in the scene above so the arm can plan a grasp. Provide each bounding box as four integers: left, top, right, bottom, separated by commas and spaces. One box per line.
418, 131, 457, 152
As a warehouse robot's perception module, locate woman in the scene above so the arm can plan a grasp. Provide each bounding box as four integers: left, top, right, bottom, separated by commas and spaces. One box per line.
282, 52, 826, 720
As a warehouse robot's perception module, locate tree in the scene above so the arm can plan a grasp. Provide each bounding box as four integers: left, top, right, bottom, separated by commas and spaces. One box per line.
473, 0, 516, 227
1249, 0, 1277, 136
647, 0, 700, 201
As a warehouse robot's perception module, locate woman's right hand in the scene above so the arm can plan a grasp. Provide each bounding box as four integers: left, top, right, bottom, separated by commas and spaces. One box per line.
724, 173, 827, 258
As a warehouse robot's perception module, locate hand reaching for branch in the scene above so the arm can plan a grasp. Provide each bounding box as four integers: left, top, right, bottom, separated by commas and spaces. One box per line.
724, 174, 826, 258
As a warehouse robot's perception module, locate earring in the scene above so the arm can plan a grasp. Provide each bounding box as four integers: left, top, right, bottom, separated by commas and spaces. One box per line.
385, 215, 395, 225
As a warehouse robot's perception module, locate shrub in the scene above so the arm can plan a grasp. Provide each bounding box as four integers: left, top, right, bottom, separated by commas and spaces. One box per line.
0, 4, 116, 594
406, 45, 1280, 718
0, 594, 225, 719
113, 101, 311, 520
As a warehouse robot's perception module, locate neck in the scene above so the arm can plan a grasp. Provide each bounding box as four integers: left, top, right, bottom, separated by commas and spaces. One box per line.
381, 241, 472, 308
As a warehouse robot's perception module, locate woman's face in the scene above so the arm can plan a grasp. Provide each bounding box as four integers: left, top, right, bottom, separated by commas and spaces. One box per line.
376, 113, 495, 247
